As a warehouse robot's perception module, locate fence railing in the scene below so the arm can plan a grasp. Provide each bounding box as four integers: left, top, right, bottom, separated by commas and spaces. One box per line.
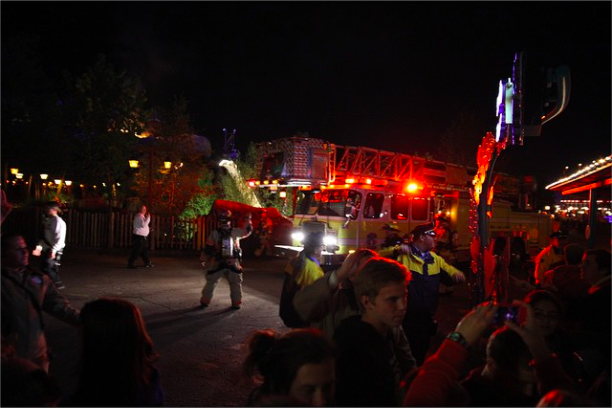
2, 207, 216, 251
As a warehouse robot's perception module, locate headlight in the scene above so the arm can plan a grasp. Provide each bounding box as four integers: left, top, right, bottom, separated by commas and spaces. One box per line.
323, 235, 337, 246
291, 231, 305, 242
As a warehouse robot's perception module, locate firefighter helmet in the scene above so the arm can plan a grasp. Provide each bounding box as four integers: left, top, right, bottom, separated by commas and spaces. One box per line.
382, 222, 400, 232
218, 210, 232, 223
303, 231, 325, 248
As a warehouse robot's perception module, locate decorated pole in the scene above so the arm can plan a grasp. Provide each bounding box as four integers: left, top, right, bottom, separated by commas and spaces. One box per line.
468, 52, 571, 306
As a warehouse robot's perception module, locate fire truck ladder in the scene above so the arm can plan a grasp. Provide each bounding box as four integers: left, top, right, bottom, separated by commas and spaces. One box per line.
330, 144, 431, 185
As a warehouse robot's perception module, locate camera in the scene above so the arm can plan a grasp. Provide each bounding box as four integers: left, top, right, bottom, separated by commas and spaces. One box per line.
492, 305, 519, 326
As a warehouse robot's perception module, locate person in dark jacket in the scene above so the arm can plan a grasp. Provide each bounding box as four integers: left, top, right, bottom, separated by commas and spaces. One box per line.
64, 298, 164, 407
578, 249, 611, 335
1, 234, 81, 372
333, 257, 413, 407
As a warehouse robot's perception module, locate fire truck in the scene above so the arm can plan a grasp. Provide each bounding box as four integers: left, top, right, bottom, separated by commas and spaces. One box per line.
250, 136, 552, 267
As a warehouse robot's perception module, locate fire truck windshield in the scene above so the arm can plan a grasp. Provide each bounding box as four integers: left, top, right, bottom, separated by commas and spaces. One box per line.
296, 189, 362, 217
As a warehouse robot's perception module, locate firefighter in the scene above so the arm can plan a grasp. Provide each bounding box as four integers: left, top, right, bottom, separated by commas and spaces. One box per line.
533, 231, 567, 286
381, 222, 403, 249
396, 222, 466, 365
199, 210, 253, 310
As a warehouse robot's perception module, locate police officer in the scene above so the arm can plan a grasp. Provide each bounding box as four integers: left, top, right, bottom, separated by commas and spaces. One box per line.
199, 210, 252, 310
397, 222, 466, 365
381, 222, 403, 249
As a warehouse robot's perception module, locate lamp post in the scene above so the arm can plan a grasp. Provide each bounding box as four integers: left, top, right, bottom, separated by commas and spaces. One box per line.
133, 132, 155, 208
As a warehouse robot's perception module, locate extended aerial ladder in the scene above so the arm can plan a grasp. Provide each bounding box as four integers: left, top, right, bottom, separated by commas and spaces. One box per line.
255, 137, 479, 197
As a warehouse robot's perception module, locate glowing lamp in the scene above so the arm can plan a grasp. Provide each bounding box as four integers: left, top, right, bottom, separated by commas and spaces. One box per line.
279, 191, 287, 198
345, 178, 355, 184
406, 182, 419, 193
16, 173, 23, 179
365, 178, 372, 185
129, 159, 139, 168
164, 159, 172, 169
40, 173, 49, 180
54, 179, 62, 185
247, 180, 256, 188
10, 168, 18, 175
65, 180, 73, 186
135, 131, 151, 139
263, 180, 269, 185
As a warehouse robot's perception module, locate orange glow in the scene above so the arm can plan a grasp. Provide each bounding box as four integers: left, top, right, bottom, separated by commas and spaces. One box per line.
263, 180, 269, 185
345, 178, 355, 184
247, 180, 256, 188
365, 178, 372, 185
406, 182, 419, 192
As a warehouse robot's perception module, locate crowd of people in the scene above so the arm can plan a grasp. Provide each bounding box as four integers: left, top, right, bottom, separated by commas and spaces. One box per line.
1, 192, 610, 407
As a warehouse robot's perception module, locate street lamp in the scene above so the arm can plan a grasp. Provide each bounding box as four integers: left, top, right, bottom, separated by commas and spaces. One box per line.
131, 133, 154, 207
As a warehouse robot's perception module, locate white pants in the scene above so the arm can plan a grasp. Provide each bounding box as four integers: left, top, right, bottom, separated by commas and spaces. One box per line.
201, 269, 243, 306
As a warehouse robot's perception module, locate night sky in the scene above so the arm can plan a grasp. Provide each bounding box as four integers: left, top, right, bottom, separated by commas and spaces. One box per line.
3, 2, 610, 186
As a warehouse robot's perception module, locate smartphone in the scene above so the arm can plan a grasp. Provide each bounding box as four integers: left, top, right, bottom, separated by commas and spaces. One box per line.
492, 305, 519, 326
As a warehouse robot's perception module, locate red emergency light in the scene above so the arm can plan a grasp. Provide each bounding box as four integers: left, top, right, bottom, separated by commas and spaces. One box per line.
406, 182, 420, 193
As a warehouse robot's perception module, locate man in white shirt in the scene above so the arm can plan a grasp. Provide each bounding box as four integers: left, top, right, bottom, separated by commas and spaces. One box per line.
127, 204, 153, 269
32, 201, 67, 289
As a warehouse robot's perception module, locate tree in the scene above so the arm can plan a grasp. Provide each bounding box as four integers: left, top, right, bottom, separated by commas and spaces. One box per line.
180, 167, 218, 218
216, 142, 294, 215
131, 97, 217, 216
67, 54, 148, 205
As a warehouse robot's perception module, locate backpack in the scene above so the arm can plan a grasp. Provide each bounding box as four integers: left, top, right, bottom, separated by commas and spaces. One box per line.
279, 273, 309, 328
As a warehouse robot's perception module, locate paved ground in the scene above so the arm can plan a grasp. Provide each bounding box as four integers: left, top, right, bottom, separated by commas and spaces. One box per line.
41, 250, 529, 406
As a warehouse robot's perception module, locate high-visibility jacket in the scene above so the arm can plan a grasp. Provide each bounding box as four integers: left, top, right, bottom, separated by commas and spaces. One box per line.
397, 250, 463, 317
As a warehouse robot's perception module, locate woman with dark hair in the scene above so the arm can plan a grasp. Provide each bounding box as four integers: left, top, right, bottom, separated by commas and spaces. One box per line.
64, 298, 163, 407
244, 328, 336, 407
